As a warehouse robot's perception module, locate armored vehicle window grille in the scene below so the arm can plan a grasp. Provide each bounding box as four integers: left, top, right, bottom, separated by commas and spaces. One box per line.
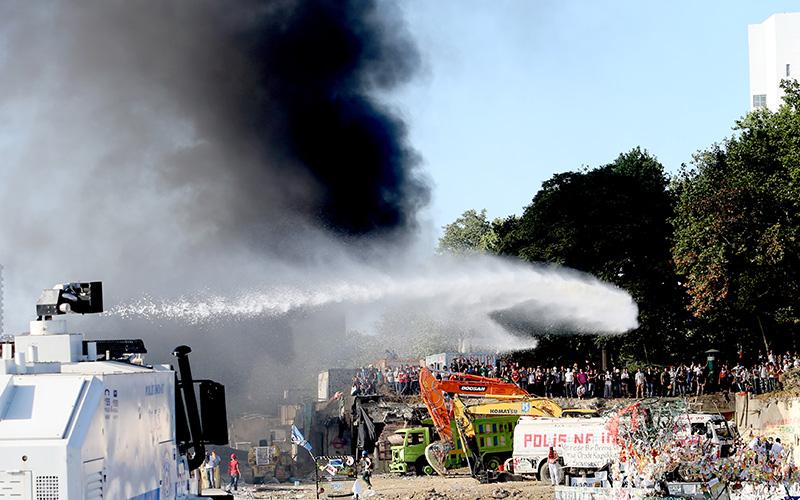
35, 475, 59, 500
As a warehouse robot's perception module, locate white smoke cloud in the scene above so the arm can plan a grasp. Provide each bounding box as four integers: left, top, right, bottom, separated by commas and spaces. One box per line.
0, 1, 639, 411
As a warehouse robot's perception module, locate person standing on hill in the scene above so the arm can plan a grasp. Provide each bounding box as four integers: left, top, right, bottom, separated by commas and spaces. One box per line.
603, 370, 613, 398
696, 370, 707, 396
635, 369, 646, 398
564, 369, 575, 398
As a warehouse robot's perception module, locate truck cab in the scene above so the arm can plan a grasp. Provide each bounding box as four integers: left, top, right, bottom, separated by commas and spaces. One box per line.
674, 414, 735, 457
390, 426, 464, 475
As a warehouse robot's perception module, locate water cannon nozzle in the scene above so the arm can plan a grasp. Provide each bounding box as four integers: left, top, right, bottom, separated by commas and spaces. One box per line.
36, 281, 103, 319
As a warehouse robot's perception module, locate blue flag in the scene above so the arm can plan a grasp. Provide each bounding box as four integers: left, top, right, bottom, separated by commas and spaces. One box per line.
291, 424, 312, 452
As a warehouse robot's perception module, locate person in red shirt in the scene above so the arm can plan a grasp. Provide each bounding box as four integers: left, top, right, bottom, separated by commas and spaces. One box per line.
547, 447, 561, 485
226, 453, 241, 492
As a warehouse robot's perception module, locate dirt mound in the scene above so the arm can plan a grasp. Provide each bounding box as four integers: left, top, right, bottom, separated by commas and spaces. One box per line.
553, 394, 734, 414
757, 367, 800, 399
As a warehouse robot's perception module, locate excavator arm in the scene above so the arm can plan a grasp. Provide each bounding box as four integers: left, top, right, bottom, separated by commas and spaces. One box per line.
419, 367, 593, 480
419, 367, 456, 475
419, 367, 455, 444
419, 367, 530, 476
419, 367, 529, 440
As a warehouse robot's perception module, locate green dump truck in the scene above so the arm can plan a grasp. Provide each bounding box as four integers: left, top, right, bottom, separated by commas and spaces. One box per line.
389, 416, 518, 475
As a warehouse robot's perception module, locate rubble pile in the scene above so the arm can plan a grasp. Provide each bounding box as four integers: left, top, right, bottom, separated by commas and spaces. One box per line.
604, 399, 799, 495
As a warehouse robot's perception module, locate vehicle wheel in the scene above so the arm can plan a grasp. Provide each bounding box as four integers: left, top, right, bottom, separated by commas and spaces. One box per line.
484, 455, 502, 471
415, 458, 435, 476
538, 461, 551, 483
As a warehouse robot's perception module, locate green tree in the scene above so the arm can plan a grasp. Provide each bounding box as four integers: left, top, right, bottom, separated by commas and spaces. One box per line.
491, 215, 523, 256
672, 80, 800, 355
498, 148, 690, 363
437, 209, 497, 255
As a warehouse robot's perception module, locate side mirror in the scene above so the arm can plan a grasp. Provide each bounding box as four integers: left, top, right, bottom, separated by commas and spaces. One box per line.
199, 381, 229, 445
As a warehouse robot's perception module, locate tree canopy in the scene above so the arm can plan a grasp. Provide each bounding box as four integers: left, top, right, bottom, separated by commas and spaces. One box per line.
439, 81, 800, 365
437, 208, 497, 255
494, 148, 689, 362
672, 80, 800, 354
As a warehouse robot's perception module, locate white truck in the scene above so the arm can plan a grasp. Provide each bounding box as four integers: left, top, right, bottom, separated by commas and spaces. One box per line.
0, 282, 229, 499
672, 413, 735, 457
509, 412, 734, 482
508, 417, 617, 481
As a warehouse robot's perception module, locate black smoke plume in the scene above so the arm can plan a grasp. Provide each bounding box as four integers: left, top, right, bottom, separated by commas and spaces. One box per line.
241, 0, 428, 236
0, 0, 429, 409
0, 0, 428, 247
0, 0, 428, 316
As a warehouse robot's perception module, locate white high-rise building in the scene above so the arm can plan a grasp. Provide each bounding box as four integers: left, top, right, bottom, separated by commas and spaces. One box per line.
748, 12, 800, 111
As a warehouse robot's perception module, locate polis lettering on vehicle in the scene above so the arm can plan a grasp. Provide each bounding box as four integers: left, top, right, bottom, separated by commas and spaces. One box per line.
522, 433, 610, 447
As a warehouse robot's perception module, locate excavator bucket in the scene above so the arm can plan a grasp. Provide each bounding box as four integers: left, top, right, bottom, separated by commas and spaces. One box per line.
425, 440, 453, 476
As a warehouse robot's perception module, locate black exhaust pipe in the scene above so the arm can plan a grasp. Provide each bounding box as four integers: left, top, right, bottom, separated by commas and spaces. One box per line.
173, 345, 205, 470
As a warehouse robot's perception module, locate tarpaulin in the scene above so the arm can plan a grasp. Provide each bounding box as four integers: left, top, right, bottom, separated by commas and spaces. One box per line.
356, 406, 377, 453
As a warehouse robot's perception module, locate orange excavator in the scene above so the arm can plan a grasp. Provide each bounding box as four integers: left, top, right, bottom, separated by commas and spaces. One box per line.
419, 367, 577, 481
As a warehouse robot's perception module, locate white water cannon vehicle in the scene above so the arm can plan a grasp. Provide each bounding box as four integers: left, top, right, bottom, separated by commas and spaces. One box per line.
0, 281, 229, 499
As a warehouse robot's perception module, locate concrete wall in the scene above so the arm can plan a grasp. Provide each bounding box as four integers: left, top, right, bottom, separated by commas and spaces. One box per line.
280, 404, 299, 426
735, 392, 800, 461
318, 369, 356, 401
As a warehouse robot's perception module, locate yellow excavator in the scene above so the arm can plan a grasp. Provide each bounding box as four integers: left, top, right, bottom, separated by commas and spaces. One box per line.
419, 368, 596, 481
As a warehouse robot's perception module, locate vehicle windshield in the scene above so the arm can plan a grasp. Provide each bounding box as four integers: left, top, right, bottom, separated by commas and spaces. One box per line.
406, 432, 424, 445
690, 423, 706, 435
713, 422, 731, 438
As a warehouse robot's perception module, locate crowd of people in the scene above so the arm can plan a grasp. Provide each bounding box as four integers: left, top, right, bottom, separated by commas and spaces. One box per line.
491, 351, 799, 399
351, 351, 799, 400
350, 365, 422, 396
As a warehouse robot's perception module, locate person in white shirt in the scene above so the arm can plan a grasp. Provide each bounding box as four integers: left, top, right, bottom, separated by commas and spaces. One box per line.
621, 369, 630, 398
771, 438, 784, 459
635, 370, 646, 398
564, 369, 574, 397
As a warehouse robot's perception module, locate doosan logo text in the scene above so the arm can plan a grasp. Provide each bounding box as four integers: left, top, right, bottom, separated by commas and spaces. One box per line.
459, 385, 487, 392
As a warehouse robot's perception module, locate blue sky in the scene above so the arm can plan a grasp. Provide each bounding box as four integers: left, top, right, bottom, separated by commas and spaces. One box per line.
389, 1, 799, 232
